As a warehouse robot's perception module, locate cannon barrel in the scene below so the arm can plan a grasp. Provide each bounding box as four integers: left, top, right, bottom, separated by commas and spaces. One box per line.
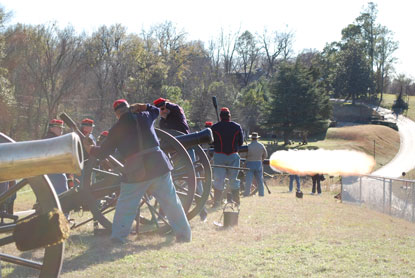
174, 128, 213, 149
204, 145, 248, 154
240, 158, 270, 165
0, 132, 84, 182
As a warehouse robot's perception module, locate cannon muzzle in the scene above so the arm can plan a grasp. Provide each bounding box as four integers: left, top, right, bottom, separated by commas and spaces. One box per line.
0, 132, 84, 182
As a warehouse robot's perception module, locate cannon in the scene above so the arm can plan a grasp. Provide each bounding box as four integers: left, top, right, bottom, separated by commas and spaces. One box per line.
58, 113, 213, 236
0, 132, 83, 278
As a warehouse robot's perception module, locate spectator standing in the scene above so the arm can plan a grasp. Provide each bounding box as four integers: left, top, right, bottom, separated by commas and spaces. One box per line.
289, 174, 301, 193
311, 174, 324, 195
243, 132, 267, 197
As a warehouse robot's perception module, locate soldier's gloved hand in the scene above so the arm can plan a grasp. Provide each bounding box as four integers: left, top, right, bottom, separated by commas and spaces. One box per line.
81, 136, 94, 148
83, 143, 94, 154
130, 103, 147, 113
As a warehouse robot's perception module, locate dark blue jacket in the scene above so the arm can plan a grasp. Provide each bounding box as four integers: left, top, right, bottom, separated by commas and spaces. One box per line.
211, 120, 243, 155
159, 103, 190, 134
91, 104, 173, 182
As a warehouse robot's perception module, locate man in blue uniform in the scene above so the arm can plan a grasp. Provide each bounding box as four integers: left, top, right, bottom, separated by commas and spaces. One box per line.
80, 118, 96, 144
43, 119, 69, 195
86, 99, 191, 244
211, 107, 244, 207
152, 98, 208, 222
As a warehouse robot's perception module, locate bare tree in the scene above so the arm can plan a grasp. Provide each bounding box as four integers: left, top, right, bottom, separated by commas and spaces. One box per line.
235, 30, 261, 87
219, 28, 239, 76
5, 24, 86, 138
375, 26, 398, 103
260, 28, 294, 76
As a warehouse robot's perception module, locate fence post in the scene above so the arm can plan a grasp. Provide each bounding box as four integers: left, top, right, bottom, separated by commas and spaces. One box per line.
359, 177, 362, 203
412, 182, 415, 222
389, 179, 393, 215
340, 177, 343, 203
383, 178, 386, 213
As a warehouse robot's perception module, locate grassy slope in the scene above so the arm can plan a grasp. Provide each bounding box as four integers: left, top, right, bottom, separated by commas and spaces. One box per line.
311, 125, 400, 170
262, 124, 400, 172
56, 182, 415, 278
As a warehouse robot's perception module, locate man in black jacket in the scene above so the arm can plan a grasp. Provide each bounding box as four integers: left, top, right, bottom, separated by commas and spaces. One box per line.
210, 107, 243, 206
86, 99, 191, 244
153, 98, 189, 134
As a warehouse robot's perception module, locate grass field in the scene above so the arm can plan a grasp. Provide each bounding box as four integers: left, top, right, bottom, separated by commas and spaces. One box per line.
44, 179, 415, 278
2, 121, 406, 277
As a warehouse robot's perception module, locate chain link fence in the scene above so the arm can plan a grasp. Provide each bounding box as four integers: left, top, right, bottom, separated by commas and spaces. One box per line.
341, 175, 415, 222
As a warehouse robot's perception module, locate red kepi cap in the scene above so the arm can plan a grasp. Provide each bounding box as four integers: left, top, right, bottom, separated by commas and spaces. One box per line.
113, 99, 129, 111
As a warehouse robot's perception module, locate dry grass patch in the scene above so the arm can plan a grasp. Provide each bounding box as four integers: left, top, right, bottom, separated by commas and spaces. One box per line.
310, 125, 400, 170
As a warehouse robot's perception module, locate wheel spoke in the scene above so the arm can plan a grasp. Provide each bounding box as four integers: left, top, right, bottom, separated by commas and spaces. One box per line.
0, 253, 43, 270
0, 234, 14, 246
0, 223, 16, 234
0, 179, 28, 205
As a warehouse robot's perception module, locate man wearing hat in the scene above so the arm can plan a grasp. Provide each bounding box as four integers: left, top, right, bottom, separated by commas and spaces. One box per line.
44, 119, 64, 138
243, 132, 268, 197
81, 118, 96, 144
153, 98, 190, 134
205, 121, 213, 128
85, 99, 191, 244
43, 119, 69, 195
210, 107, 244, 206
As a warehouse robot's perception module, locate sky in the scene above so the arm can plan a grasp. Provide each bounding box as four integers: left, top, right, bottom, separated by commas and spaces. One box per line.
1, 0, 414, 78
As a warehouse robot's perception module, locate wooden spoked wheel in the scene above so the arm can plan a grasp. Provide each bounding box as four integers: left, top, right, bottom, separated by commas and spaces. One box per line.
78, 129, 196, 235
162, 129, 212, 220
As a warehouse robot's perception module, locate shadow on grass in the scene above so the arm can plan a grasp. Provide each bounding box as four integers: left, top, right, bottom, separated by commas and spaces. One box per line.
60, 232, 176, 275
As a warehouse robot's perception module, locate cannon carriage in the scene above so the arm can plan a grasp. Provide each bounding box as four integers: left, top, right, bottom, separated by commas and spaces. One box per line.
0, 132, 83, 278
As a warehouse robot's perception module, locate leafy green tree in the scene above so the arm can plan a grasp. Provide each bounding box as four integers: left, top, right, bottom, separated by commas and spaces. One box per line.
340, 2, 398, 101
237, 80, 267, 133
333, 40, 373, 104
267, 62, 331, 144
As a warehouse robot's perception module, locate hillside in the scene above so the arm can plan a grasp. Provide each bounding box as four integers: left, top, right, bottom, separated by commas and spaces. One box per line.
264, 124, 400, 172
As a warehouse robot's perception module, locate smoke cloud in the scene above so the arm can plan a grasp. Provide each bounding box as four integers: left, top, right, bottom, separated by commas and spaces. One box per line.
269, 149, 375, 176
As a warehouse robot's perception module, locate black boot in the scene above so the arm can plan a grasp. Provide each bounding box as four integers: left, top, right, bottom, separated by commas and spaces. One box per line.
212, 188, 223, 208
231, 189, 240, 206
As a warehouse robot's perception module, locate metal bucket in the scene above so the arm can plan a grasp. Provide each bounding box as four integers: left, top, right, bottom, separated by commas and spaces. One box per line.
223, 203, 239, 228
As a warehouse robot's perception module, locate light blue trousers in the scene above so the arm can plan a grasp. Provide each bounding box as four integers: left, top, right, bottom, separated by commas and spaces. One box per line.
111, 172, 191, 242
213, 153, 240, 191
187, 148, 204, 196
289, 175, 301, 192
188, 148, 207, 217
244, 161, 264, 196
